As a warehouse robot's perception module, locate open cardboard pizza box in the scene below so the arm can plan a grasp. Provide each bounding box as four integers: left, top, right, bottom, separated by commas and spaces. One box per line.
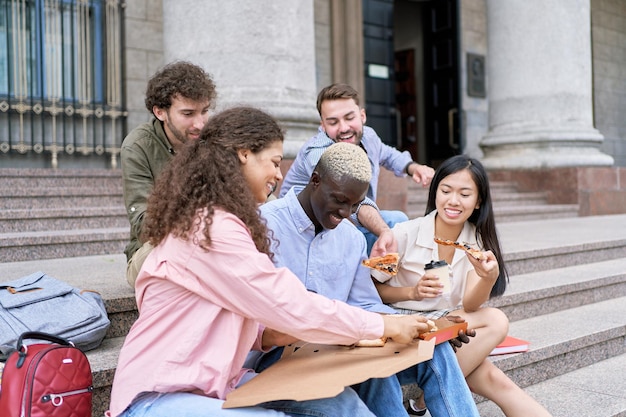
223, 338, 435, 409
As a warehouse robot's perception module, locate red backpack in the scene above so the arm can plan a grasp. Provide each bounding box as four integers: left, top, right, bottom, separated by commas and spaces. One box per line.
0, 332, 93, 417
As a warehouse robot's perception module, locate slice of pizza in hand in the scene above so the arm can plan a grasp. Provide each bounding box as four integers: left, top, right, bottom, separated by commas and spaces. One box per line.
355, 336, 388, 347
433, 237, 486, 260
361, 253, 400, 275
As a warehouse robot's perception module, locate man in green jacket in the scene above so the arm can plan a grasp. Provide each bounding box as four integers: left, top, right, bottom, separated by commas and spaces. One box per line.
121, 61, 217, 286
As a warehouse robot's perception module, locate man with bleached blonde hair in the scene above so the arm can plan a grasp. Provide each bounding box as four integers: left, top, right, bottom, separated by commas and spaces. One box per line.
252, 143, 479, 417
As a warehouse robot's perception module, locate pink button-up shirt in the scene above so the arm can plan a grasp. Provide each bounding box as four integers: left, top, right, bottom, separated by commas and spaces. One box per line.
109, 209, 384, 417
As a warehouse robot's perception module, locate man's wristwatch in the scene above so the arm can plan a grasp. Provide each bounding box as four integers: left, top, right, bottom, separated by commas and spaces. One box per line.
405, 161, 416, 176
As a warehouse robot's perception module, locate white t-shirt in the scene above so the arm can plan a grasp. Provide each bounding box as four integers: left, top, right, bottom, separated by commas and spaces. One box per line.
371, 210, 480, 312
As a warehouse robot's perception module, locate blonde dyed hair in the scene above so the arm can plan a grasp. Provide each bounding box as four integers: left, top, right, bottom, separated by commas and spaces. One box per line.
317, 142, 371, 184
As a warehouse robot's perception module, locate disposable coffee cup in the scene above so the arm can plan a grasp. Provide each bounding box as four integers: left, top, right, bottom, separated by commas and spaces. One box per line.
425, 260, 450, 294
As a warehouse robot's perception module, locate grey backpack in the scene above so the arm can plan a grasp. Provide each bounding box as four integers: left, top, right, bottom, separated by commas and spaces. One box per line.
0, 272, 110, 353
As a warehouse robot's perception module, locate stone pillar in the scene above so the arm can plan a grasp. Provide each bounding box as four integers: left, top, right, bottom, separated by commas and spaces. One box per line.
162, 0, 319, 157
480, 0, 613, 169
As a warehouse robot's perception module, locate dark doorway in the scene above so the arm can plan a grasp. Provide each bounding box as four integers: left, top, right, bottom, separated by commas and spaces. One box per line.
363, 0, 397, 147
395, 48, 418, 158
422, 0, 461, 166
363, 0, 461, 167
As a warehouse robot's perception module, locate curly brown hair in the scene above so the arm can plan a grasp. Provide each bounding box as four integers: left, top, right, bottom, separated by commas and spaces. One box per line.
141, 106, 284, 257
144, 61, 217, 114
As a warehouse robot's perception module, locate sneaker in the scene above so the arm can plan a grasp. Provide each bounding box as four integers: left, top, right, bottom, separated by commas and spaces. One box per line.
407, 398, 427, 416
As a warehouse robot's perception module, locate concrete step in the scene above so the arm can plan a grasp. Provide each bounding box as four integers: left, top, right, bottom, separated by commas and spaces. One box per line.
473, 297, 626, 416
487, 258, 626, 322
476, 353, 626, 417
487, 296, 626, 391
497, 215, 626, 275
0, 168, 123, 190
0, 207, 128, 232
0, 228, 129, 262
0, 187, 123, 209
489, 181, 523, 194
492, 203, 580, 221
1, 253, 135, 339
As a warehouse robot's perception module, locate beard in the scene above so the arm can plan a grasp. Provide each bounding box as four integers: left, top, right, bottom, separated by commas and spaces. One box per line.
165, 119, 189, 144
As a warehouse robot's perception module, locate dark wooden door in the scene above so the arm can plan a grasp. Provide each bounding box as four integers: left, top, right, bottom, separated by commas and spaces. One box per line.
363, 0, 397, 146
423, 0, 461, 166
395, 48, 418, 159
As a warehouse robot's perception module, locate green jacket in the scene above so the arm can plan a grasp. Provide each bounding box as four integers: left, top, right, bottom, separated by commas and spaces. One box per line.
121, 119, 174, 260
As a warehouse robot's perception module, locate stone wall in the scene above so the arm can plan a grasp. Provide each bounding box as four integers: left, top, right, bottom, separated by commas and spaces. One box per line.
123, 0, 165, 132
591, 0, 626, 167
459, 0, 488, 159
488, 167, 626, 216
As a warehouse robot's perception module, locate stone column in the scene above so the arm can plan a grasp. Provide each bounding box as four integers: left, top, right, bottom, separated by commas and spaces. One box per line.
480, 0, 613, 169
162, 0, 319, 157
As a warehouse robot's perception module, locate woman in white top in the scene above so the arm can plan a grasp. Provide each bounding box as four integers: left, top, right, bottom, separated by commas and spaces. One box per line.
373, 155, 552, 417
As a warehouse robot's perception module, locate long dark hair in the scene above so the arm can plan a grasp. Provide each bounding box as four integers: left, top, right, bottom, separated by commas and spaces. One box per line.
425, 155, 508, 297
141, 106, 284, 257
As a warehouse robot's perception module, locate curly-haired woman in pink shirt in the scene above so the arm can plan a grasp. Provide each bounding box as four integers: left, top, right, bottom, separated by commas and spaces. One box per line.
107, 106, 433, 417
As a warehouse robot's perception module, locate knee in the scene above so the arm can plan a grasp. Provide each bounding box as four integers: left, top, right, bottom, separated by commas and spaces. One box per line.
483, 361, 518, 391
483, 308, 509, 340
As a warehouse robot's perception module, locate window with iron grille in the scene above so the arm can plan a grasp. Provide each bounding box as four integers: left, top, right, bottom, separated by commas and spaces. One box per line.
0, 0, 126, 168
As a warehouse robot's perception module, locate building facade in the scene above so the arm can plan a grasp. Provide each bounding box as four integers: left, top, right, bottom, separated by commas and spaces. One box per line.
2, 0, 625, 212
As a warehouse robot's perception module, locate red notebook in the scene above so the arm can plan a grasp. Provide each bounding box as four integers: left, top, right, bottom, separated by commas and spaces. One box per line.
490, 335, 530, 355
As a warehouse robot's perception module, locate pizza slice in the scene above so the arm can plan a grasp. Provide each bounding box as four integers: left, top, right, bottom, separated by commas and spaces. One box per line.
434, 237, 485, 260
361, 253, 399, 275
355, 336, 388, 347
426, 319, 438, 333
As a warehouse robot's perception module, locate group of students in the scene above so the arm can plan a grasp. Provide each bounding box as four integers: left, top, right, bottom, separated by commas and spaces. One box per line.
108, 61, 553, 417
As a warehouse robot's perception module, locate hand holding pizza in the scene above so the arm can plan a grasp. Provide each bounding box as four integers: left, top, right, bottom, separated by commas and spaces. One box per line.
466, 249, 500, 285
370, 228, 398, 258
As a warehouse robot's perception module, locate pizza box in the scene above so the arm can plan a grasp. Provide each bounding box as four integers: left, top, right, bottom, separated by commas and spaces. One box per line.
418, 318, 468, 344
223, 338, 435, 409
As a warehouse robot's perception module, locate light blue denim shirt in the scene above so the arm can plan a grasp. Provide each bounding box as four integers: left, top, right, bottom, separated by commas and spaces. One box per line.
279, 126, 413, 226
260, 187, 396, 314
280, 126, 412, 201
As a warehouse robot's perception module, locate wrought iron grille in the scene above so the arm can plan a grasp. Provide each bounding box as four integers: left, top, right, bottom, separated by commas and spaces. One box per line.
0, 0, 126, 168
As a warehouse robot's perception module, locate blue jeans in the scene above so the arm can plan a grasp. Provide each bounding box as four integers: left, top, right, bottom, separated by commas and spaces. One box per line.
117, 388, 376, 417
253, 343, 479, 417
358, 210, 409, 254
397, 343, 480, 417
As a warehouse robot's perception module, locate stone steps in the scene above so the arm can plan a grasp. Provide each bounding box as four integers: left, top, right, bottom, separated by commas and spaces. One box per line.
477, 353, 626, 417
0, 188, 124, 210
406, 180, 581, 222
0, 168, 123, 190
0, 207, 127, 232
0, 169, 128, 262
1, 167, 623, 416
3, 214, 625, 417
0, 228, 128, 263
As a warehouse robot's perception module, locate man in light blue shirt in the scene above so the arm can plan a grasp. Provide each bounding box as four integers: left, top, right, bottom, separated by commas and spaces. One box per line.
279, 83, 435, 255
257, 143, 478, 417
